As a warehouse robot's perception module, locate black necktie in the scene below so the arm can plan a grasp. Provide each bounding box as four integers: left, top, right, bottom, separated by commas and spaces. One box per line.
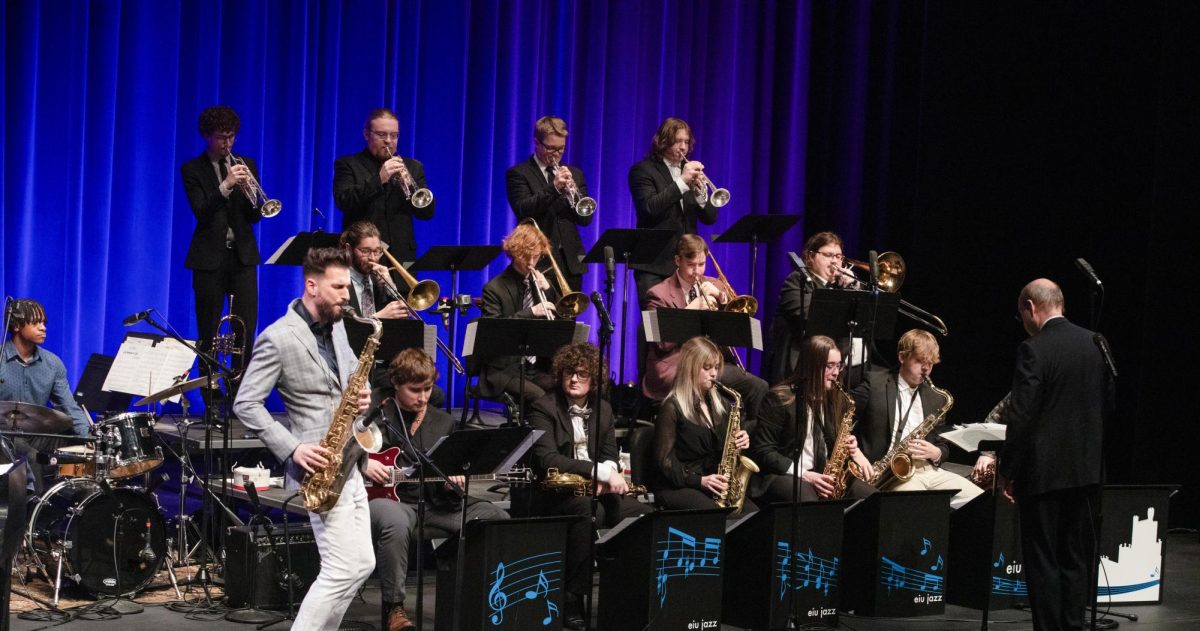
218, 157, 229, 182
546, 165, 556, 186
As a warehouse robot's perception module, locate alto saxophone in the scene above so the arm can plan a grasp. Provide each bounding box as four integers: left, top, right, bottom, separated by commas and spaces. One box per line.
822, 381, 861, 499
713, 382, 759, 514
299, 309, 384, 512
866, 377, 954, 489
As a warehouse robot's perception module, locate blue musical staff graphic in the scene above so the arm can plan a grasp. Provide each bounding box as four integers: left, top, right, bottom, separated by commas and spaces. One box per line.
775, 541, 839, 600
880, 557, 944, 595
655, 527, 722, 608
486, 552, 564, 626
991, 575, 1028, 596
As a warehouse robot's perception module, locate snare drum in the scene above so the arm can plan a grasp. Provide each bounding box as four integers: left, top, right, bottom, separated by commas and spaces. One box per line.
95, 412, 163, 478
26, 477, 167, 595
53, 444, 97, 478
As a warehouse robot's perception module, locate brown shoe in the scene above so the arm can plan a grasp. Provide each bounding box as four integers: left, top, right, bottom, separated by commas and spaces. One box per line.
387, 604, 416, 631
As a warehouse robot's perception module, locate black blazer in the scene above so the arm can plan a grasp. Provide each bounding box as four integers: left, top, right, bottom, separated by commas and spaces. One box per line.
526, 391, 619, 480
748, 386, 839, 477
505, 157, 593, 280
476, 265, 562, 394
333, 149, 435, 261
1000, 317, 1113, 497
627, 157, 718, 277
181, 152, 263, 270
651, 394, 732, 492
851, 369, 951, 465
765, 269, 816, 384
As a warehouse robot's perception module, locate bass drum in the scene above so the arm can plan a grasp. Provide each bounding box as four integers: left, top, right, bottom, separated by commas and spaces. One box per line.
26, 478, 167, 596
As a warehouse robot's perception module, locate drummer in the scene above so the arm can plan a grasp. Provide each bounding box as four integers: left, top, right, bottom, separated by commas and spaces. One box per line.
3, 299, 91, 487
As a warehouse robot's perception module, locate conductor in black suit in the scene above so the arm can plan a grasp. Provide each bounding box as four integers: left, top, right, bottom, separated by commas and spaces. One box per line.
628, 117, 718, 307
1000, 279, 1113, 631
506, 115, 593, 291
333, 108, 435, 262
181, 105, 262, 366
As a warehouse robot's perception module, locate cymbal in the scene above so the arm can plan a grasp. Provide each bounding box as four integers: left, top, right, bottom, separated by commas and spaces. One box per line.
0, 401, 73, 434
134, 375, 220, 406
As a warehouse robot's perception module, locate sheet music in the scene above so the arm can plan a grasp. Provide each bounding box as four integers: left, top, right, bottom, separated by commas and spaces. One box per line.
463, 321, 479, 357
265, 234, 298, 264
941, 423, 1006, 452
102, 333, 198, 401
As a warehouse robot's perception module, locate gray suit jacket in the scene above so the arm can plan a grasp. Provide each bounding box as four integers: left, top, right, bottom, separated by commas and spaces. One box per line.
233, 299, 359, 486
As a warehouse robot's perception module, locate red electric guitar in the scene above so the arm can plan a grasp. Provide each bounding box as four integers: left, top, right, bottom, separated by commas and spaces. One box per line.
365, 446, 533, 501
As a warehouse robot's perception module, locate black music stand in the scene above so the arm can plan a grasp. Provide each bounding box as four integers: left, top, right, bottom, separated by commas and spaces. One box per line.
713, 214, 801, 295
425, 427, 538, 631
463, 318, 589, 424
808, 287, 900, 380
643, 307, 763, 351
583, 229, 674, 385
265, 231, 342, 265
410, 245, 504, 409
345, 317, 435, 369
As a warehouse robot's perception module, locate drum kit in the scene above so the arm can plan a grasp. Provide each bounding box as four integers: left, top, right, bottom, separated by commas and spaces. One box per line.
2, 380, 210, 604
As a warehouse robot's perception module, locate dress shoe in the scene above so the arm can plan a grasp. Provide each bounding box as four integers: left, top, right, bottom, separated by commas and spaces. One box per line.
386, 603, 416, 631
563, 592, 586, 630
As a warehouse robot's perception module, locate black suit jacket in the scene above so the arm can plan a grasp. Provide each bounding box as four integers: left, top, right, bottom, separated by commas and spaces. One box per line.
1000, 317, 1112, 497
506, 157, 593, 280
476, 265, 562, 395
526, 391, 620, 480
333, 149, 435, 261
765, 269, 816, 383
851, 369, 951, 465
181, 152, 263, 270
748, 387, 838, 476
651, 394, 733, 492
628, 157, 718, 276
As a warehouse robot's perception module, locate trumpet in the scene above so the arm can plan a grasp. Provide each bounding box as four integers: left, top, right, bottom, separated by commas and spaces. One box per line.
682, 159, 730, 207
385, 146, 433, 208
705, 251, 758, 315
550, 162, 596, 217
212, 294, 247, 359
373, 254, 465, 375
842, 251, 950, 336
227, 153, 282, 217
525, 219, 590, 318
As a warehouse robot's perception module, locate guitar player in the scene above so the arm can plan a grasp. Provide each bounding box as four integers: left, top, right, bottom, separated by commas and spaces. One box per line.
366, 348, 509, 631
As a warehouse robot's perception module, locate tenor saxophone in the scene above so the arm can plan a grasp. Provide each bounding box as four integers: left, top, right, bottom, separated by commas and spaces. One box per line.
822, 381, 861, 499
866, 377, 954, 489
713, 382, 759, 514
299, 309, 384, 512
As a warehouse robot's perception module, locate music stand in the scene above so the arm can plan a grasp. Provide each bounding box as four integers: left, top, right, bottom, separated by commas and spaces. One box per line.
345, 317, 435, 366
463, 318, 590, 423
410, 245, 504, 409
713, 214, 801, 295
643, 308, 763, 351
265, 231, 341, 265
426, 427, 539, 631
583, 229, 675, 385
808, 288, 900, 378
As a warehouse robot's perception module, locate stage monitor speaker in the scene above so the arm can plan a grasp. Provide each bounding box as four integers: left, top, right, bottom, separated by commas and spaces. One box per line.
225, 522, 320, 609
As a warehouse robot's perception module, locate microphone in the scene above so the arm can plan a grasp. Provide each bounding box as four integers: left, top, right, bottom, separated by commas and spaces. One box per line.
354, 398, 391, 432
590, 291, 614, 334
36, 451, 93, 466
123, 309, 153, 326
1075, 258, 1103, 288
868, 250, 880, 289
604, 245, 616, 286
139, 519, 157, 563
1094, 333, 1118, 378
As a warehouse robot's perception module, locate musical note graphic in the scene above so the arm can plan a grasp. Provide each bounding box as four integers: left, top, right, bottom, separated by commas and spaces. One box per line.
991, 575, 1028, 596
655, 527, 722, 608
485, 553, 565, 627
919, 538, 932, 556
775, 541, 839, 599
880, 556, 944, 595
992, 552, 1005, 568
930, 554, 944, 572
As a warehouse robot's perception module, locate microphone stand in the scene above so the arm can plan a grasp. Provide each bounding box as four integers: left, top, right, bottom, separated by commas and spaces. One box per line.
583, 292, 615, 631
786, 397, 807, 629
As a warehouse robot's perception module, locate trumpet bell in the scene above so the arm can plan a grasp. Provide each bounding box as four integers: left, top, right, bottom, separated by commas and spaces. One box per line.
407, 279, 441, 312
411, 188, 434, 209
575, 196, 596, 217
261, 199, 283, 218
710, 187, 731, 208
723, 295, 758, 315
555, 292, 591, 319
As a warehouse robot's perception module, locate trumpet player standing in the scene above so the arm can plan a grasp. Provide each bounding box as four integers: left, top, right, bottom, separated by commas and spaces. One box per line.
181, 105, 262, 368
506, 115, 593, 291
334, 108, 435, 263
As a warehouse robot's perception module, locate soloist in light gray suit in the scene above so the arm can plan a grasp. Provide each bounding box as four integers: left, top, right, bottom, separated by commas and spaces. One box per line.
233, 299, 375, 631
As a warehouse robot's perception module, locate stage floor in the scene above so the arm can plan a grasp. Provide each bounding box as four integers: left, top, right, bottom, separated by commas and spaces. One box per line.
8, 531, 1198, 630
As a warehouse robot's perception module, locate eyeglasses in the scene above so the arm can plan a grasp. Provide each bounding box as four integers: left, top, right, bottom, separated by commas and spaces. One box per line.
566, 370, 592, 381
356, 247, 385, 257
370, 130, 400, 140
537, 139, 566, 155
825, 362, 843, 371
813, 251, 845, 262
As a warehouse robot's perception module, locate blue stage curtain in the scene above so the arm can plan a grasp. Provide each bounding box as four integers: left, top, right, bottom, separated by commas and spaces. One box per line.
3, 0, 916, 408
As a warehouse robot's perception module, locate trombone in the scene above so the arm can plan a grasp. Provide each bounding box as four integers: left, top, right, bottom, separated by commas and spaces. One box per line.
705, 251, 758, 315
682, 159, 730, 207
550, 162, 596, 217
385, 146, 434, 208
524, 219, 590, 318
227, 153, 282, 217
843, 251, 949, 336
375, 252, 465, 374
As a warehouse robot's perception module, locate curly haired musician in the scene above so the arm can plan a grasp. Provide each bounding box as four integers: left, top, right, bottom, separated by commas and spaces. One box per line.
367, 348, 508, 631
515, 342, 652, 629
233, 247, 373, 631
851, 329, 982, 509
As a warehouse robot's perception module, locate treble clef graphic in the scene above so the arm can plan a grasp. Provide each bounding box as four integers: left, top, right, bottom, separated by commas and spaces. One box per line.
488, 561, 509, 625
